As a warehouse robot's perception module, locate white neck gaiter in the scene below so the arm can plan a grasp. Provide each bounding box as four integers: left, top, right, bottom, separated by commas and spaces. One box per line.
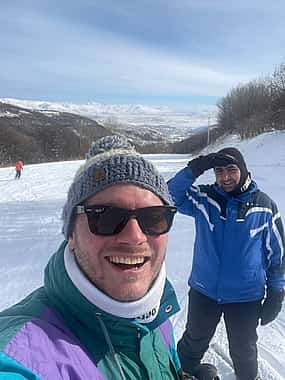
64, 246, 166, 323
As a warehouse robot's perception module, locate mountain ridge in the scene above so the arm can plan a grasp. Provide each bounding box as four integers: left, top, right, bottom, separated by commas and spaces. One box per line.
0, 99, 220, 166
1, 97, 217, 140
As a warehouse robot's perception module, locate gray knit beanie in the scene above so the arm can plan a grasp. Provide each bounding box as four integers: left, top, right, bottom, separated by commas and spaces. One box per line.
62, 135, 173, 238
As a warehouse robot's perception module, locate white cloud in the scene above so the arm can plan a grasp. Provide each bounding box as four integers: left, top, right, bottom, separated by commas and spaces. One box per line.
6, 15, 250, 98
1, 1, 283, 103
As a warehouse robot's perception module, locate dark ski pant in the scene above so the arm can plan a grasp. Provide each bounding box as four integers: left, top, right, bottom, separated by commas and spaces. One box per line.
178, 288, 262, 380
15, 170, 21, 179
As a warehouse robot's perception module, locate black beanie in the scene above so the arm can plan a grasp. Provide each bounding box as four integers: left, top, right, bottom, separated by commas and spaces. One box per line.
216, 147, 251, 193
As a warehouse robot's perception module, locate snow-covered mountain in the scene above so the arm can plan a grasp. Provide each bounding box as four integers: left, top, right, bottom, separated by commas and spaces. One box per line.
0, 98, 218, 140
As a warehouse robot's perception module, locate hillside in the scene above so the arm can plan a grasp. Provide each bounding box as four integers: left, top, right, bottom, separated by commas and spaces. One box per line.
0, 102, 113, 165
0, 101, 222, 166
0, 101, 180, 166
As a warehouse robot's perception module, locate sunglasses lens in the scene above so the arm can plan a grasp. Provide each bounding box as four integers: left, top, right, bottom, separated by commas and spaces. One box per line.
87, 207, 127, 236
85, 206, 176, 236
138, 206, 175, 236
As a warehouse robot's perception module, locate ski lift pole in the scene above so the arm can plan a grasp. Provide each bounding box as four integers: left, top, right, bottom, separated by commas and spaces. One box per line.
207, 116, 211, 145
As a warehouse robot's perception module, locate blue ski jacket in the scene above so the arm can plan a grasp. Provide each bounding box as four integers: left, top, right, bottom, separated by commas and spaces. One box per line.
168, 167, 285, 303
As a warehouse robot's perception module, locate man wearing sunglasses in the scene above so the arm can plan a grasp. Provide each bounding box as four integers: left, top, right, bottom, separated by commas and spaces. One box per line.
168, 147, 285, 380
0, 136, 183, 380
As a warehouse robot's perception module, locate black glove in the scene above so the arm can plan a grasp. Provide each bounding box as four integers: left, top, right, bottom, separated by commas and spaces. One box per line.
187, 154, 217, 178
260, 288, 285, 326
179, 364, 219, 380
179, 370, 196, 380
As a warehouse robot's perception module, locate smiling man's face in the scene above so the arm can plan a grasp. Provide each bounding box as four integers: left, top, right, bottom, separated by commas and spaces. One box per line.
214, 164, 241, 192
68, 184, 168, 302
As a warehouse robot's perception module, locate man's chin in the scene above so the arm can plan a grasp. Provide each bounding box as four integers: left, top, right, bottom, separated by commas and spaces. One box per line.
109, 289, 148, 302
105, 278, 152, 302
222, 184, 236, 192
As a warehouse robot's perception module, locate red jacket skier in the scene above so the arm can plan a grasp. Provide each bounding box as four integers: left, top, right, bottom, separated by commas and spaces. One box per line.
15, 160, 24, 179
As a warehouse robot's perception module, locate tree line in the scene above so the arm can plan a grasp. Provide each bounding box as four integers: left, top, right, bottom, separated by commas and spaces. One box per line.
217, 62, 285, 139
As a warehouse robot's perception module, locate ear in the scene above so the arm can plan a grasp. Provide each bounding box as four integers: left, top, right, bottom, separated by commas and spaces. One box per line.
68, 233, 76, 251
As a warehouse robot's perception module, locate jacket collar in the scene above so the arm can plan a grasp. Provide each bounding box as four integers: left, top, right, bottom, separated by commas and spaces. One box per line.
213, 180, 258, 202
44, 241, 180, 334
64, 245, 166, 323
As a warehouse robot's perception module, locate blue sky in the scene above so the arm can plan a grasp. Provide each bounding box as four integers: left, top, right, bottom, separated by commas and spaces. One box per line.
1, 0, 285, 107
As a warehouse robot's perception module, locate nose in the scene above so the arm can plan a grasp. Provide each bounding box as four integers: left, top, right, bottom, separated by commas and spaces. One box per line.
115, 217, 147, 244
220, 169, 230, 181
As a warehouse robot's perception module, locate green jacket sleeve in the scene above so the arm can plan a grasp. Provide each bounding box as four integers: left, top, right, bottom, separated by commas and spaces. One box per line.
0, 352, 41, 380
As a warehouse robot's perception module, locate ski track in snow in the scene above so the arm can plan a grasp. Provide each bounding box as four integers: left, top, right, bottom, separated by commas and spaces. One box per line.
1, 131, 285, 379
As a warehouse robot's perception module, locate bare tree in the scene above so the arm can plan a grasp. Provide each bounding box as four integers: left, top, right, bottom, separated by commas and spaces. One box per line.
270, 63, 285, 130
217, 78, 272, 139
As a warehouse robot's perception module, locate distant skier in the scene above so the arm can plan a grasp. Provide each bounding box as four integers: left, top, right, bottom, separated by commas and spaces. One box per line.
168, 147, 285, 380
15, 160, 23, 179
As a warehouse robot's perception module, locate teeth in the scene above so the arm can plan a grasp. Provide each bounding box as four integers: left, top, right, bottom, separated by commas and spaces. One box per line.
108, 256, 145, 265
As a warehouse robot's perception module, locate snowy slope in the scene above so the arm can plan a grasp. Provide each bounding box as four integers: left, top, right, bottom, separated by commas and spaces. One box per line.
0, 131, 285, 379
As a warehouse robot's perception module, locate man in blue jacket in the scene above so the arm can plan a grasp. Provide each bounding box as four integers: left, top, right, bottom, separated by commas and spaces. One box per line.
168, 147, 285, 380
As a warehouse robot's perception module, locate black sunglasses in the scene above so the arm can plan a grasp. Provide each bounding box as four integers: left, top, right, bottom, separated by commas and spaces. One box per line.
76, 204, 177, 236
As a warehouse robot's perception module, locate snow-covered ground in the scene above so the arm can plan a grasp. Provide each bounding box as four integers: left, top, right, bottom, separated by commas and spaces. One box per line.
1, 131, 285, 379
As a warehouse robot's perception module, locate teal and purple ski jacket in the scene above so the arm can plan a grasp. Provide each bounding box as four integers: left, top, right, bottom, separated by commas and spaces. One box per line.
0, 242, 181, 379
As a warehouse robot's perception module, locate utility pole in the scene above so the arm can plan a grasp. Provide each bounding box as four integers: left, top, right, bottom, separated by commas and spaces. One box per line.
207, 116, 210, 145
79, 119, 83, 156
